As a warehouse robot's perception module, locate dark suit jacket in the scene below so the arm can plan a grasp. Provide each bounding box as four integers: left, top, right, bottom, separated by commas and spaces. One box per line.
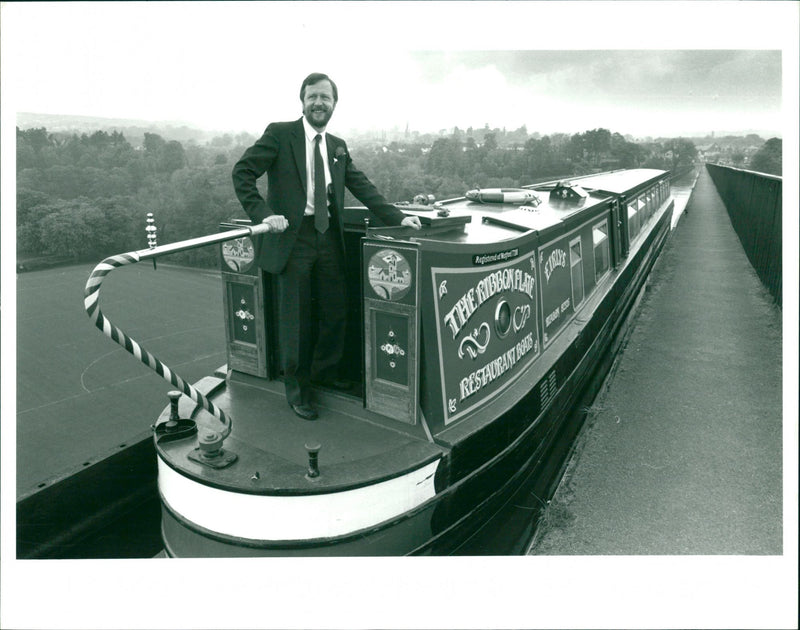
232, 117, 406, 273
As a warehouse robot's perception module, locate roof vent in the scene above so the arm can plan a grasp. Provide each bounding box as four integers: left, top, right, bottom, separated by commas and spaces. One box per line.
551, 181, 588, 203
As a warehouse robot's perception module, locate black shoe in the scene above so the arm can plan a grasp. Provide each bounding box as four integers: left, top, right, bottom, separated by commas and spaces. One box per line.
290, 403, 318, 420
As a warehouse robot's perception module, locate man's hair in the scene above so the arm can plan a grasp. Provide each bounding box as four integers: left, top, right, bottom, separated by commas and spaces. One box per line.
300, 73, 338, 103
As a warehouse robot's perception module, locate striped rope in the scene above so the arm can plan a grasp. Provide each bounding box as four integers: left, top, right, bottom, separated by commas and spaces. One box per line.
84, 251, 232, 438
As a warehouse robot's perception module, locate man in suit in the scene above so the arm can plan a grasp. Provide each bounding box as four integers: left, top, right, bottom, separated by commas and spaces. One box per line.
232, 72, 421, 420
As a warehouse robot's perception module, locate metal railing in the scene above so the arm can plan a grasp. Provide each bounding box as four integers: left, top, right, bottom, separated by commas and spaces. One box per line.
705, 163, 782, 307
83, 221, 271, 445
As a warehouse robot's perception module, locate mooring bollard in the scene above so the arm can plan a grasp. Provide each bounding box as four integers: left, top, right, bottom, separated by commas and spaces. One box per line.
166, 390, 182, 431
305, 443, 321, 479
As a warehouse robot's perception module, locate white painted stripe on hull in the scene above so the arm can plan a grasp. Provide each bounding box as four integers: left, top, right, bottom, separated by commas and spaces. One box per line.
158, 457, 440, 541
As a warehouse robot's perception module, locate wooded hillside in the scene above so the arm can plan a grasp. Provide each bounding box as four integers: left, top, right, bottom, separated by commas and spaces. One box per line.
17, 125, 698, 267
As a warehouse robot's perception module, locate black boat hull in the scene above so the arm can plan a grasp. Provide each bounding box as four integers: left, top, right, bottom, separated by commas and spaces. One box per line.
158, 198, 673, 556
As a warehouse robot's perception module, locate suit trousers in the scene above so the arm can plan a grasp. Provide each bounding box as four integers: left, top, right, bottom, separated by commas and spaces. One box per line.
276, 215, 347, 406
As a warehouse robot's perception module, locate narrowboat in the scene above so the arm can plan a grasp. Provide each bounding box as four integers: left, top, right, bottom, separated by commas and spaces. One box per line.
84, 168, 674, 556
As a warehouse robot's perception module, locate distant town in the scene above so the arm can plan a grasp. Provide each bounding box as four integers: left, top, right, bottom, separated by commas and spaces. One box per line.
15, 111, 782, 159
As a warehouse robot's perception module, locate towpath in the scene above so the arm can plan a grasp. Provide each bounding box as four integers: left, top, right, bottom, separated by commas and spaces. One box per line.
528, 166, 785, 555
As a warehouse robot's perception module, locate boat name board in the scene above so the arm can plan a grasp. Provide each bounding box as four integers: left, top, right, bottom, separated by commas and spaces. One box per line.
431, 247, 540, 425
442, 268, 536, 340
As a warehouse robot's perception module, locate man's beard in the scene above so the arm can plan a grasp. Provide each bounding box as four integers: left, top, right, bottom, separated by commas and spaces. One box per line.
305, 106, 333, 129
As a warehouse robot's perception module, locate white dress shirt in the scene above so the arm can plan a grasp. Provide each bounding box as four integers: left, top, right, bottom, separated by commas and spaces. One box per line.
302, 116, 333, 217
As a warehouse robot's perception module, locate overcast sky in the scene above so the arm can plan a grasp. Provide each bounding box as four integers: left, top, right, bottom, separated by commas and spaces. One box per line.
1, 2, 794, 139
1, 3, 799, 629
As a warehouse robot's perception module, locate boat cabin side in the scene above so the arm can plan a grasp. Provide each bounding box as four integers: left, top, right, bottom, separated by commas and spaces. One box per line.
218, 169, 671, 436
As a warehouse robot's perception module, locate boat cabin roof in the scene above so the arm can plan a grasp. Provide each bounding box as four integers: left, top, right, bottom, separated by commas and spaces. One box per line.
449, 189, 598, 241
390, 186, 604, 245
568, 168, 666, 195
379, 168, 668, 245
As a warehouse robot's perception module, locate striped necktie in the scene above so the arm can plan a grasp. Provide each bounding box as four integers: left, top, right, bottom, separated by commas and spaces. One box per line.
314, 134, 329, 233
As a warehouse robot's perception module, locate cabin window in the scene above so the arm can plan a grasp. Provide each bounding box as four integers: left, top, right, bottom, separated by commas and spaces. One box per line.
569, 236, 584, 308
627, 202, 639, 239
593, 220, 610, 281
637, 195, 645, 226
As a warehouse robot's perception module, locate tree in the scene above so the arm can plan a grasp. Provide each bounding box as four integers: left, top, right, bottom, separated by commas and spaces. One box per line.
18, 127, 52, 154
17, 127, 56, 168
143, 132, 166, 155
210, 134, 234, 148
160, 140, 187, 174
16, 122, 748, 267
38, 201, 98, 259
17, 189, 55, 253
426, 138, 462, 177
749, 138, 781, 176
611, 133, 645, 168
567, 133, 586, 164
665, 138, 697, 171
584, 128, 612, 166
